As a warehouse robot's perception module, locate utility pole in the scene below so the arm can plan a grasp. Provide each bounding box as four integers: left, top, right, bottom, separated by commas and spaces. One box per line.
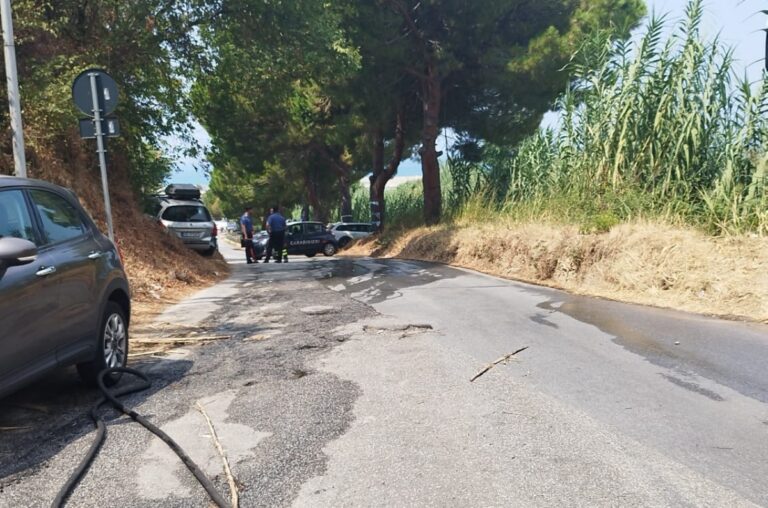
1, 0, 26, 178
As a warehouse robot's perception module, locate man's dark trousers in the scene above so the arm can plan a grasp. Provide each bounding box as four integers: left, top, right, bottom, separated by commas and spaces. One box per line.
266, 231, 285, 263
244, 236, 255, 263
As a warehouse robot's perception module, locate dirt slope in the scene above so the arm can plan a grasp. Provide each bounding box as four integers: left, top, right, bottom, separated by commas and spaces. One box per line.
3, 134, 227, 302
347, 221, 768, 322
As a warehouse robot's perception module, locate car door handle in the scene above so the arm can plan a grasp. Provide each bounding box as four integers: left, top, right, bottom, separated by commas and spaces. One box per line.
36, 266, 57, 277
88, 251, 104, 260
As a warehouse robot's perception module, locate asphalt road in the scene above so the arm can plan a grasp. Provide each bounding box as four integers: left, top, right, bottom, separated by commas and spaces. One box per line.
1, 241, 767, 507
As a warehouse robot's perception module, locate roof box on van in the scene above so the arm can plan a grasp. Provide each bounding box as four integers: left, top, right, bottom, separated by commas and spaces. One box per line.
165, 183, 201, 200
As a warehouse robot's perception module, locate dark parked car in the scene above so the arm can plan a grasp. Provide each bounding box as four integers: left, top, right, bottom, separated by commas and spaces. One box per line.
0, 176, 130, 399
254, 221, 338, 259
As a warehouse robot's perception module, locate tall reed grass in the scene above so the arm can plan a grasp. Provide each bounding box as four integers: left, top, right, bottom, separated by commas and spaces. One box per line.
471, 0, 768, 234
353, 0, 768, 235
351, 179, 425, 229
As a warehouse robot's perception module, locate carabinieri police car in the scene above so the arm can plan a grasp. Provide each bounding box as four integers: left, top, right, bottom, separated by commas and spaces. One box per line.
253, 221, 339, 260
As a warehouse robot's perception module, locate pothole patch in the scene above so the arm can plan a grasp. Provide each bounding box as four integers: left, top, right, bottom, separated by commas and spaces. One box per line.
300, 306, 336, 316
363, 323, 434, 339
136, 390, 271, 501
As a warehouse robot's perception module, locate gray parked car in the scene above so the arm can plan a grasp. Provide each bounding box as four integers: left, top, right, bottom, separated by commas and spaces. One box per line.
0, 176, 130, 399
150, 184, 218, 256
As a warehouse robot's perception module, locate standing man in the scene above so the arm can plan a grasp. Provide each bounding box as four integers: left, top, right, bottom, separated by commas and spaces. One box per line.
241, 206, 256, 264
262, 207, 273, 262
265, 205, 287, 263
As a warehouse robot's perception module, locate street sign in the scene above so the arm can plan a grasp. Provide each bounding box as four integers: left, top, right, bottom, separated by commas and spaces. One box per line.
72, 68, 120, 242
72, 68, 118, 117
78, 117, 120, 139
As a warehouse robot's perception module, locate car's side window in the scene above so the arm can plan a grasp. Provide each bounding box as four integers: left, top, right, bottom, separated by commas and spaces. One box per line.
0, 190, 36, 243
288, 224, 303, 236
28, 190, 87, 245
306, 223, 323, 234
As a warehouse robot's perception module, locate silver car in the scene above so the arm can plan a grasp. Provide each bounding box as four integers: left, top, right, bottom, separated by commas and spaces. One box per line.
151, 186, 217, 256
328, 222, 375, 248
156, 199, 218, 255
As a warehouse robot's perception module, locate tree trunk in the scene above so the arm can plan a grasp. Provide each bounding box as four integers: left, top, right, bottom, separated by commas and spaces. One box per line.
314, 143, 354, 223
339, 171, 352, 222
305, 171, 322, 221
369, 109, 405, 231
370, 128, 385, 230
421, 59, 442, 225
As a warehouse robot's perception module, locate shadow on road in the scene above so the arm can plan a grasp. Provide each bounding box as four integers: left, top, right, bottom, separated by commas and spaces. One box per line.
0, 357, 192, 484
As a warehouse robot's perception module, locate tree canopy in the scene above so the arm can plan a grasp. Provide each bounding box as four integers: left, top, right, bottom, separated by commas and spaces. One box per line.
3, 0, 645, 227
190, 0, 644, 225
2, 0, 216, 191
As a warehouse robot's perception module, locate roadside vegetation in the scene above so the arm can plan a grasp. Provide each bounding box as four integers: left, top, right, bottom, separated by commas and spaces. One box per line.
354, 2, 767, 236
195, 0, 645, 225
3, 0, 767, 318
347, 1, 768, 321
0, 1, 227, 301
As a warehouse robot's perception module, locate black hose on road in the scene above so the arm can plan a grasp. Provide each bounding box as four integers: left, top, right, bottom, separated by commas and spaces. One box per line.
53, 367, 231, 508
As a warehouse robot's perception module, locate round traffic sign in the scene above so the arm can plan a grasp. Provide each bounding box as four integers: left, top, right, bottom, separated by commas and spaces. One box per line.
72, 68, 118, 117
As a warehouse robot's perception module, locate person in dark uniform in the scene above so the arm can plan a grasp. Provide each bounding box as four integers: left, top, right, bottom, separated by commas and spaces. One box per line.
264, 205, 287, 263
240, 206, 256, 264
262, 207, 273, 262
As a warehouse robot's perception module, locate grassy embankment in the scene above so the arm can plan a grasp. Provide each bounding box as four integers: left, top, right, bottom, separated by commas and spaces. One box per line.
8, 131, 228, 309
348, 3, 768, 322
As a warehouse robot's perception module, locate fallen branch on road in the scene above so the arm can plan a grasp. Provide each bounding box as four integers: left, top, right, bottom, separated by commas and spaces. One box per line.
470, 347, 529, 382
128, 349, 167, 358
195, 401, 239, 508
132, 335, 231, 345
243, 333, 272, 342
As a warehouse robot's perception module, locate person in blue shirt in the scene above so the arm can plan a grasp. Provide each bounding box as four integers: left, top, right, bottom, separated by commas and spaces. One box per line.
264, 205, 287, 263
240, 206, 256, 264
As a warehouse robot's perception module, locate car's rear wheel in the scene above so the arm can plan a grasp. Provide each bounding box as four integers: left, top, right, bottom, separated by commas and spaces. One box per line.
77, 302, 129, 387
338, 236, 351, 248
202, 246, 217, 256
322, 243, 337, 256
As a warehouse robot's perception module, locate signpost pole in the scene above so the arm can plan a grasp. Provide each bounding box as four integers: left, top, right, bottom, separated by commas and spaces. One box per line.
88, 72, 115, 241
1, 0, 26, 178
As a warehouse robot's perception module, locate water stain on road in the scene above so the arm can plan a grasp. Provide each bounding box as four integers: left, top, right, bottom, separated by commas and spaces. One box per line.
136, 390, 271, 501
325, 257, 768, 405
661, 374, 725, 402
537, 296, 768, 404
323, 258, 461, 304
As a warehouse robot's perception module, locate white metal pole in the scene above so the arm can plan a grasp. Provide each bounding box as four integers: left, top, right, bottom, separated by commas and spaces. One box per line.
1, 0, 26, 178
89, 72, 115, 241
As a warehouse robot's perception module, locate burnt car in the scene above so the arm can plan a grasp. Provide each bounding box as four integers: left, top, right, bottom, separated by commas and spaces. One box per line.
0, 176, 130, 398
254, 221, 338, 259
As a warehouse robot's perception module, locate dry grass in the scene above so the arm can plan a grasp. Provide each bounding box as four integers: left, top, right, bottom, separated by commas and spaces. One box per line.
1, 112, 229, 355
347, 221, 768, 322
15, 135, 229, 303
129, 294, 229, 356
